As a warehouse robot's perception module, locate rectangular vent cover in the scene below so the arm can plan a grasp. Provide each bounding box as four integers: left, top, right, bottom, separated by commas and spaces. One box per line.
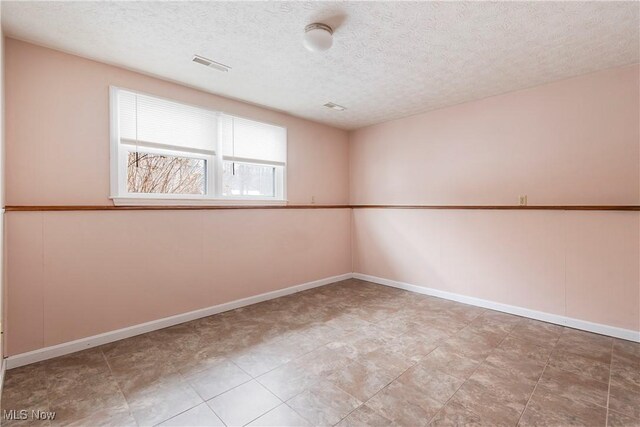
324, 102, 346, 111
192, 55, 231, 72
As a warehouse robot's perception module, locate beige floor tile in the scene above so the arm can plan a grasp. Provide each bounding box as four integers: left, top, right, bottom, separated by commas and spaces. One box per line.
610, 351, 640, 393
607, 410, 640, 427
429, 401, 485, 426
328, 361, 395, 402
396, 363, 464, 403
207, 380, 280, 426
108, 349, 184, 398
461, 320, 511, 347
419, 346, 481, 380
466, 361, 537, 404
46, 370, 132, 426
1, 364, 50, 421
483, 349, 545, 384
109, 351, 203, 427
124, 377, 203, 426
449, 377, 526, 426
509, 319, 564, 348
101, 334, 163, 361
493, 335, 552, 365
183, 359, 252, 400
323, 313, 374, 333
519, 386, 606, 427
547, 348, 610, 383
412, 325, 453, 343
1, 418, 52, 427
335, 405, 392, 427
559, 328, 613, 349
63, 407, 138, 427
385, 333, 442, 363
147, 323, 203, 355
613, 339, 640, 361
44, 348, 111, 384
608, 384, 640, 420
286, 381, 361, 426
476, 310, 523, 329
1, 280, 633, 427
293, 322, 347, 347
358, 347, 414, 377
295, 346, 353, 379
232, 340, 305, 377
417, 316, 469, 337
175, 342, 230, 375
438, 330, 497, 362
257, 361, 320, 401
247, 404, 311, 426
53, 407, 131, 427
555, 328, 612, 364
61, 404, 137, 427
536, 366, 609, 407
365, 380, 443, 426
326, 335, 386, 361
159, 403, 224, 426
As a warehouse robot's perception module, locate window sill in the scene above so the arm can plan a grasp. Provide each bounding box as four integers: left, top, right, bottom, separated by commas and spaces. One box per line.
111, 197, 288, 207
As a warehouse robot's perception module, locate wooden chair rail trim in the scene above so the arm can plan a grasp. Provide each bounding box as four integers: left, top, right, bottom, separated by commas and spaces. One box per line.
4, 205, 350, 211
351, 205, 640, 211
4, 205, 639, 212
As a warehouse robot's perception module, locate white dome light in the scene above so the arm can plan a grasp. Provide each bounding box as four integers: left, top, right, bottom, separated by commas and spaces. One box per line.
303, 23, 333, 52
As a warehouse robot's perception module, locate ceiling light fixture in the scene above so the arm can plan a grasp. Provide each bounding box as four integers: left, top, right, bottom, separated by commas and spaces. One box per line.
303, 23, 334, 52
324, 102, 346, 111
192, 54, 231, 72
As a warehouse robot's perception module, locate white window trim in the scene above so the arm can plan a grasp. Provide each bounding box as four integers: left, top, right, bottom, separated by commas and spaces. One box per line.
111, 197, 288, 207
109, 86, 288, 206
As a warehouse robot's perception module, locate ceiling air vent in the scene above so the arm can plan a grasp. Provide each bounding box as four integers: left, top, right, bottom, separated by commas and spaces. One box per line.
192, 54, 231, 72
324, 102, 346, 111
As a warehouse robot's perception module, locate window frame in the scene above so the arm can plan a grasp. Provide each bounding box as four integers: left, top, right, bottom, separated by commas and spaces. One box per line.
221, 159, 285, 200
109, 86, 288, 206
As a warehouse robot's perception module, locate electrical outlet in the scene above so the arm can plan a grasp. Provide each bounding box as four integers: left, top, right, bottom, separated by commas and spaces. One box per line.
519, 195, 528, 206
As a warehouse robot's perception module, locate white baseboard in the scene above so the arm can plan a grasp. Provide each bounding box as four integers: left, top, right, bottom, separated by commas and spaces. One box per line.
7, 271, 638, 369
5, 273, 353, 370
353, 273, 640, 343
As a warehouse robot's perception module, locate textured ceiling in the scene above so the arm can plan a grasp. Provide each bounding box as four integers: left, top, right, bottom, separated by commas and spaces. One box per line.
2, 1, 639, 130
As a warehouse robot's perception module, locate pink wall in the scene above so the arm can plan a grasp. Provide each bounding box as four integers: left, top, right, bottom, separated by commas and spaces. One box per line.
3, 37, 639, 357
350, 65, 640, 333
353, 209, 639, 331
1, 11, 5, 368
3, 39, 352, 356
350, 65, 639, 206
5, 39, 350, 206
7, 209, 351, 355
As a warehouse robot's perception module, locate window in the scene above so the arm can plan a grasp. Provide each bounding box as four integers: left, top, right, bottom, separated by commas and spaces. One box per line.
110, 87, 286, 205
219, 114, 286, 199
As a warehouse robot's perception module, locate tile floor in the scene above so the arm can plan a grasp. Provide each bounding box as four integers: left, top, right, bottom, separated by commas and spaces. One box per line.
2, 279, 639, 426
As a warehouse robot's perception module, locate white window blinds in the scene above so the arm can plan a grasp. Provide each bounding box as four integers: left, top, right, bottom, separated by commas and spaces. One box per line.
117, 90, 218, 154
221, 115, 287, 165
111, 86, 287, 203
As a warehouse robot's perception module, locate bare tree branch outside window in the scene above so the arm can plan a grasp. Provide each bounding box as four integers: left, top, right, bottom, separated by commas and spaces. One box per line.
127, 152, 205, 194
